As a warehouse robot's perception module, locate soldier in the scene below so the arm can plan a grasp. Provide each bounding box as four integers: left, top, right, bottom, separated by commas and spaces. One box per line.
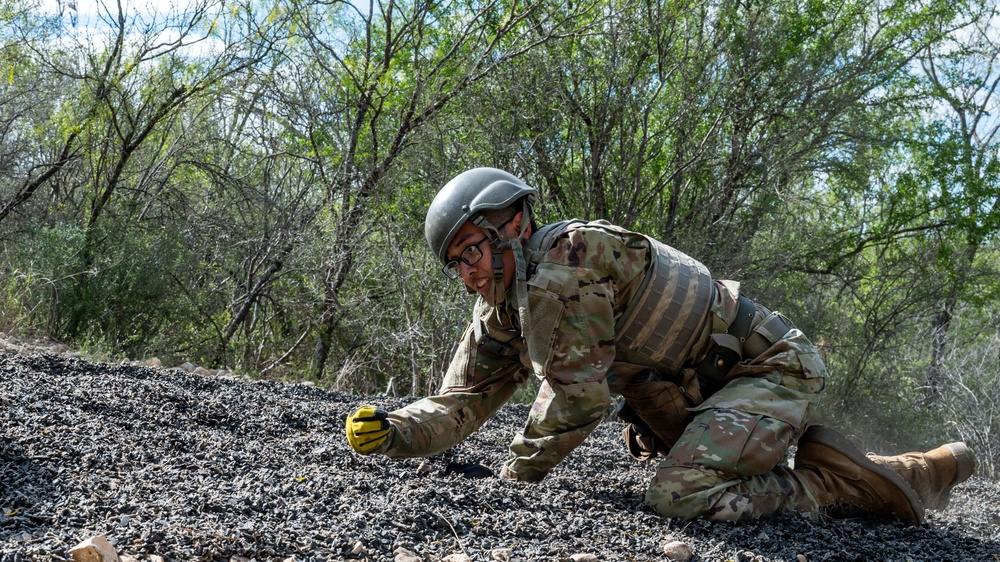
345, 167, 975, 523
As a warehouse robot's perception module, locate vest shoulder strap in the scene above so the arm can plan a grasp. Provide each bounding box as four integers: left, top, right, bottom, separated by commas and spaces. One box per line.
526, 219, 588, 265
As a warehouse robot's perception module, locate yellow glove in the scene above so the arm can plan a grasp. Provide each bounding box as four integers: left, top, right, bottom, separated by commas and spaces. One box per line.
345, 405, 391, 454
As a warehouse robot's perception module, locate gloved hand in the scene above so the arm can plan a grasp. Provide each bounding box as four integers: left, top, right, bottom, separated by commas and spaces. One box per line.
345, 405, 391, 454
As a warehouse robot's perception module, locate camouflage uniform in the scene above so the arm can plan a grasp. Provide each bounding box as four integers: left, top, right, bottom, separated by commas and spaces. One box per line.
374, 220, 829, 521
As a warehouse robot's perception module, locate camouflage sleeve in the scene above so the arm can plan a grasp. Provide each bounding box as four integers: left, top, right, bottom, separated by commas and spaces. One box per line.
377, 312, 528, 458
378, 387, 521, 458
503, 234, 628, 480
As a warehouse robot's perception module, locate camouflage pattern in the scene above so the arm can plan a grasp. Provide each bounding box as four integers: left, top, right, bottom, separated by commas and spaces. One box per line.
371, 219, 830, 520
615, 235, 713, 375
380, 221, 651, 469
644, 329, 829, 520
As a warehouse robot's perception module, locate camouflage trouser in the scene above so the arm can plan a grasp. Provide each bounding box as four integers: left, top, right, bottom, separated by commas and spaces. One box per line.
644, 329, 828, 521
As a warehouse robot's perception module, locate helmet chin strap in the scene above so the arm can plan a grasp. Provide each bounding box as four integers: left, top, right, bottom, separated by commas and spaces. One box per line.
485, 244, 506, 306
473, 202, 533, 323
507, 234, 531, 345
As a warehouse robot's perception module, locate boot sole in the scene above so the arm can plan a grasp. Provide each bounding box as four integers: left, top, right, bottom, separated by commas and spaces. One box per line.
800, 425, 926, 524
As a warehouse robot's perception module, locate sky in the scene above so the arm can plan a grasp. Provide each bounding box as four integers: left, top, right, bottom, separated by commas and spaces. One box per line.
40, 0, 176, 29
37, 0, 227, 57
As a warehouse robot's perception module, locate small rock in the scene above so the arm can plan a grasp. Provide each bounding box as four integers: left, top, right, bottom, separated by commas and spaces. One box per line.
417, 460, 433, 473
570, 554, 598, 562
177, 362, 196, 372
797, 556, 807, 562
144, 357, 162, 368
351, 540, 365, 555
193, 366, 214, 376
69, 535, 120, 562
490, 548, 512, 561
393, 546, 422, 562
662, 540, 693, 562
442, 554, 472, 562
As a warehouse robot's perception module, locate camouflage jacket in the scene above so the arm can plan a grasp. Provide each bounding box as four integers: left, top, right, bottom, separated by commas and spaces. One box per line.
378, 220, 751, 479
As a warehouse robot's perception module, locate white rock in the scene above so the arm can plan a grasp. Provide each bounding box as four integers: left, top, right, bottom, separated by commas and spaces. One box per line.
570, 554, 599, 562
193, 366, 214, 376
178, 362, 196, 372
393, 546, 422, 562
351, 540, 365, 555
490, 548, 512, 561
69, 535, 120, 562
144, 357, 162, 368
442, 554, 472, 562
662, 540, 694, 562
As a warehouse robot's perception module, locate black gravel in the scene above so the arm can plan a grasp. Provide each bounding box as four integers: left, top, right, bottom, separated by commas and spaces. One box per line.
2, 349, 998, 561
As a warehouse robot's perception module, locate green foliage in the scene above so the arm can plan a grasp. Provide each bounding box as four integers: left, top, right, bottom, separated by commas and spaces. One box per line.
9, 221, 196, 358
0, 265, 44, 335
0, 0, 998, 459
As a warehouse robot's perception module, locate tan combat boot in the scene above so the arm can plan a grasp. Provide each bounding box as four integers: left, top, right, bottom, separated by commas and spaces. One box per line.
793, 425, 925, 524
867, 442, 976, 510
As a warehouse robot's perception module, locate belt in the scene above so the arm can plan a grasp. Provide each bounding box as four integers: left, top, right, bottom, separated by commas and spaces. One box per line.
695, 295, 794, 397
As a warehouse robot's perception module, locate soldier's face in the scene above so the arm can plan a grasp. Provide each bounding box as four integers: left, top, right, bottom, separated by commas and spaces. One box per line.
446, 217, 521, 298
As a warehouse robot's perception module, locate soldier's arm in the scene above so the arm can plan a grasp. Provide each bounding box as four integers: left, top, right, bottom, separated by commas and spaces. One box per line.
348, 314, 527, 458
502, 257, 619, 481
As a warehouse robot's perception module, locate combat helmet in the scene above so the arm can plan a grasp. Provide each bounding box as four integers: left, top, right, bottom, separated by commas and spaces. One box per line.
425, 167, 536, 306
425, 167, 536, 265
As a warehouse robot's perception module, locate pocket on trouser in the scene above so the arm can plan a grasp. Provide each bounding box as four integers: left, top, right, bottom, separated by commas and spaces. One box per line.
644, 408, 796, 519
667, 408, 795, 475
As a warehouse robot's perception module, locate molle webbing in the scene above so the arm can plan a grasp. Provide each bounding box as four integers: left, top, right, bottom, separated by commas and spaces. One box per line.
528, 221, 713, 376
614, 236, 713, 375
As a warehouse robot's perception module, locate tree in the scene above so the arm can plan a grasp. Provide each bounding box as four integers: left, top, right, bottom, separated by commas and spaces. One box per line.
0, 0, 291, 348
0, 0, 76, 229
284, 0, 585, 382
917, 0, 1000, 403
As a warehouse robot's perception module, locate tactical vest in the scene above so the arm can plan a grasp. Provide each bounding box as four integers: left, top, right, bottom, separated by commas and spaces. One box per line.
528, 220, 714, 376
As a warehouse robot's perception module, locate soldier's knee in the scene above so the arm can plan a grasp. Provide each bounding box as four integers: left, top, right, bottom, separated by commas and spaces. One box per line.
644, 485, 689, 519
644, 461, 726, 519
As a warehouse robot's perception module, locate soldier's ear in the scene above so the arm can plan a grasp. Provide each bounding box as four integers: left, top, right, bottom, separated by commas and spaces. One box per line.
511, 212, 529, 239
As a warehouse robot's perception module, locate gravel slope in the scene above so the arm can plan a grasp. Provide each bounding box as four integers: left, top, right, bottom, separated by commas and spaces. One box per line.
2, 349, 998, 562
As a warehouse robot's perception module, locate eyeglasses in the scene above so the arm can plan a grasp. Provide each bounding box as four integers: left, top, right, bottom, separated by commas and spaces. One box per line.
441, 217, 517, 280
442, 235, 490, 279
